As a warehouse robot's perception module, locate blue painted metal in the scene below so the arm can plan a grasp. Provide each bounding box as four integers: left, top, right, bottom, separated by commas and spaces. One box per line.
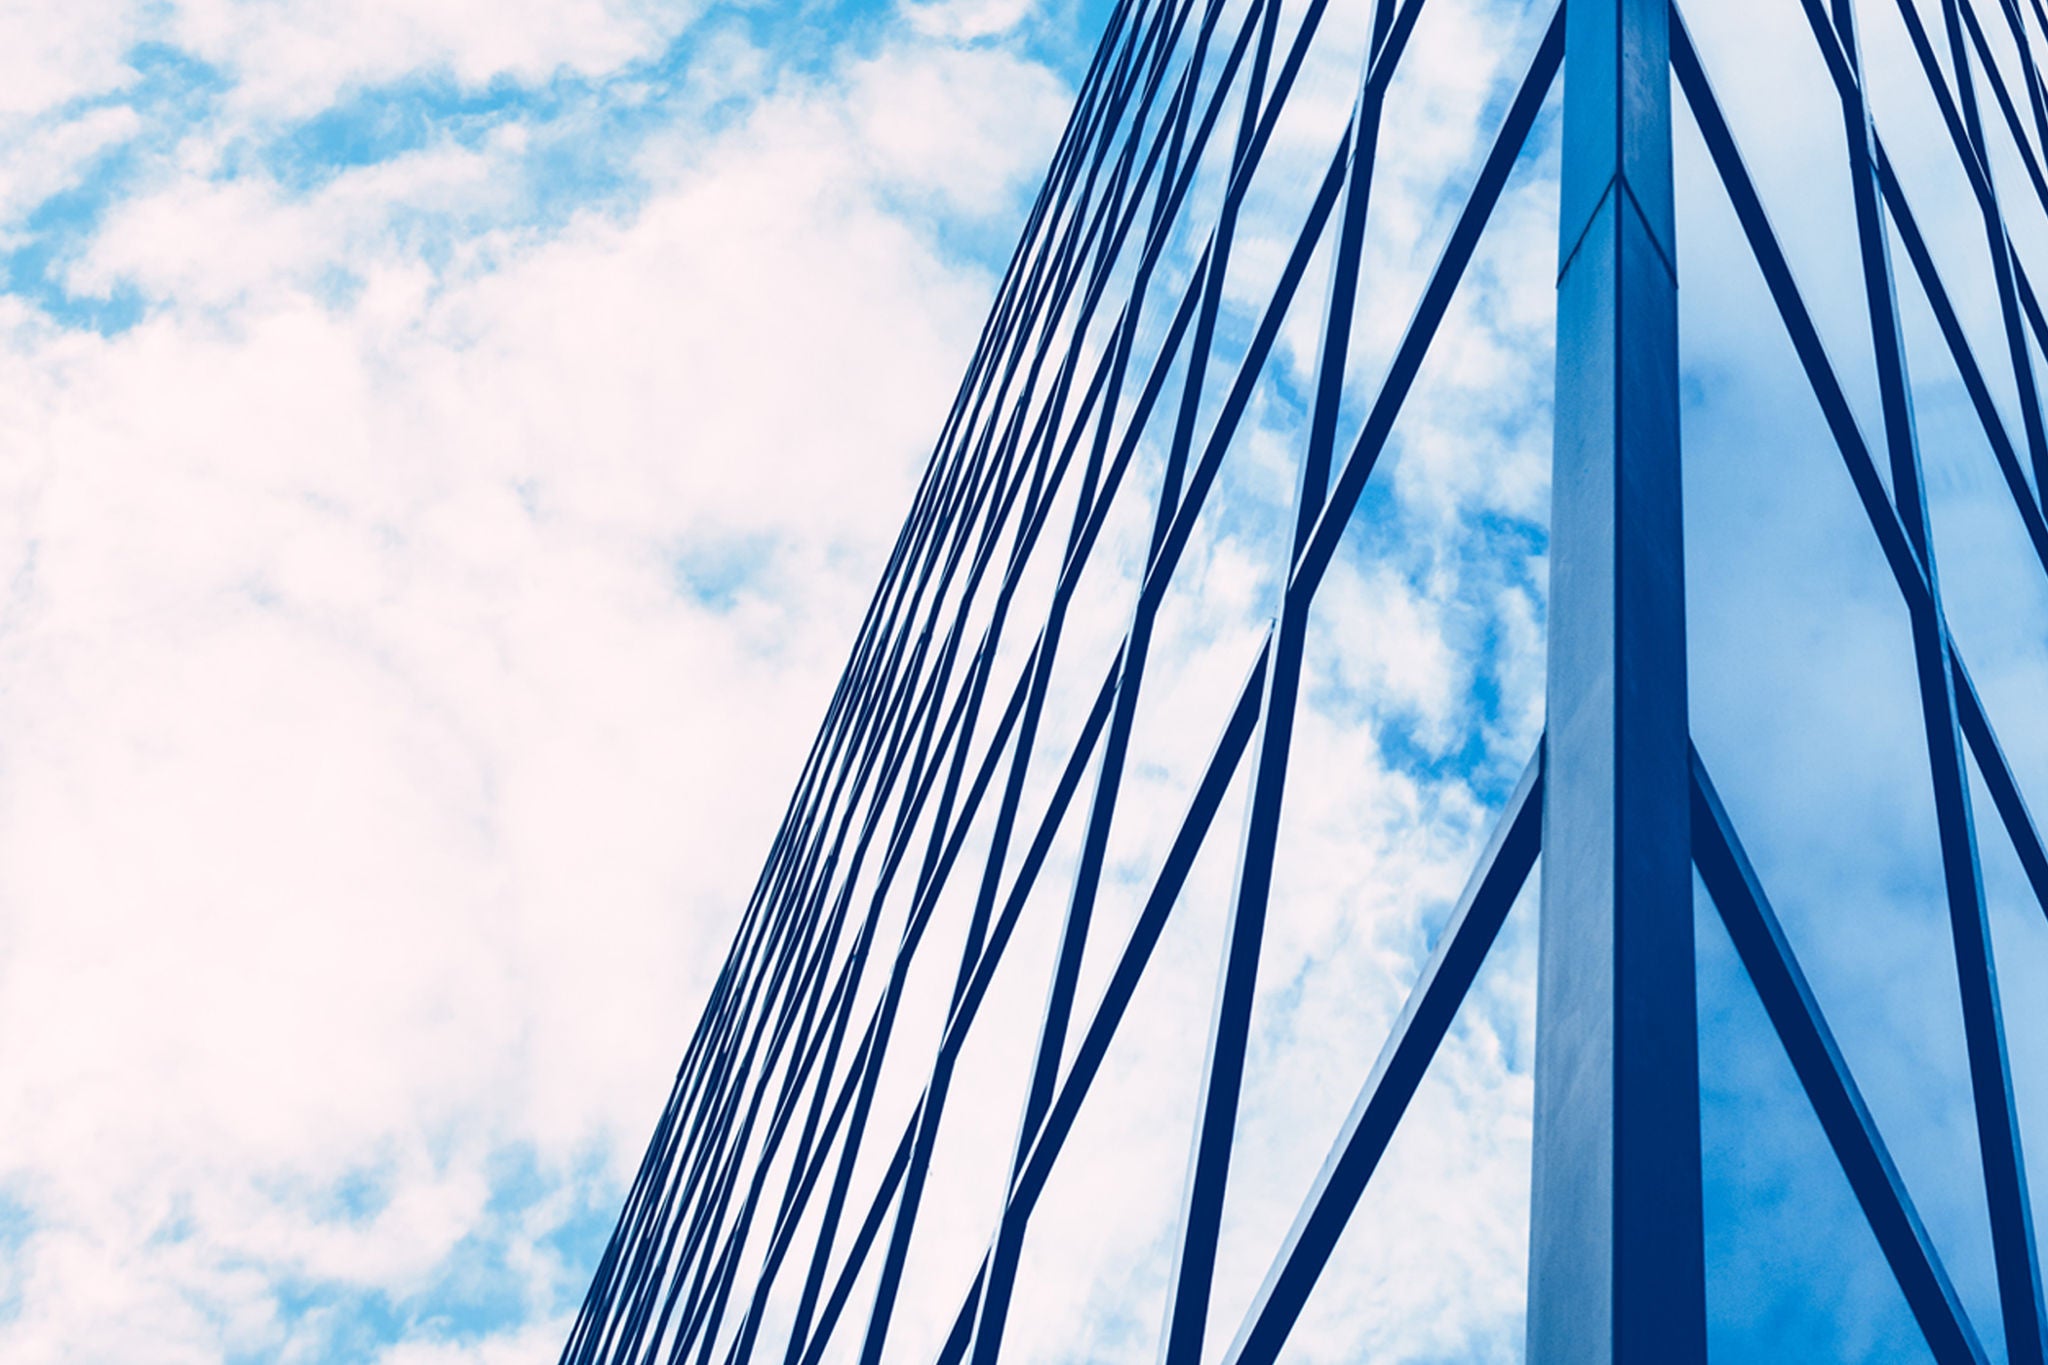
1222, 742, 1544, 1365
1528, 0, 1703, 1360
561, 0, 2048, 1359
1689, 749, 1991, 1365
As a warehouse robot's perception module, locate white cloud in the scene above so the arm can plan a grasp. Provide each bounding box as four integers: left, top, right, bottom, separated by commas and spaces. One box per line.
168, 0, 699, 120
0, 106, 142, 240
0, 0, 143, 118
0, 12, 1071, 1362
902, 0, 1038, 43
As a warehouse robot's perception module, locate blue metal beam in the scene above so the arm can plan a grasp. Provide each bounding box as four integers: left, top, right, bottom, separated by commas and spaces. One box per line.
1221, 743, 1543, 1365
1528, 0, 1704, 1360
1690, 748, 1989, 1365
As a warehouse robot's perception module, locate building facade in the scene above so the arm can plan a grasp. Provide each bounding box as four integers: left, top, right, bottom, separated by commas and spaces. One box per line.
564, 0, 2048, 1359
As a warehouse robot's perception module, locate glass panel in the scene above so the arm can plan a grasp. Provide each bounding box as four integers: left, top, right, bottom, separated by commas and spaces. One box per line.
1677, 79, 2010, 1359
1272, 870, 1538, 1364
1696, 873, 1941, 1364
1968, 754, 2048, 1226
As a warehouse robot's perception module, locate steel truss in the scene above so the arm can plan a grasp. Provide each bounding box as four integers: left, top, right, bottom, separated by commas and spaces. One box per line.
563, 0, 2048, 1358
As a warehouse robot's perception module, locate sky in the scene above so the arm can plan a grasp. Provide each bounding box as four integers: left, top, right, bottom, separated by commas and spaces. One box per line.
0, 0, 2045, 1362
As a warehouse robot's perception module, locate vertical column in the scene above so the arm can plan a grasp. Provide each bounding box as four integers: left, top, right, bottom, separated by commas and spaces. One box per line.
1527, 0, 1703, 1361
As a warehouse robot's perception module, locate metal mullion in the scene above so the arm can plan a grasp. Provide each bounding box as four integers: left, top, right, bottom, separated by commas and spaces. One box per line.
1684, 22, 2048, 936
1681, 18, 2048, 1357
849, 639, 1131, 1363
577, 10, 1294, 1350
1684, 4, 2048, 954
843, 104, 1220, 1334
833, 633, 1269, 1365
1991, 0, 2048, 166
789, 523, 984, 974
664, 818, 880, 1272
667, 869, 876, 1360
1058, 130, 1347, 645
2014, 264, 2048, 392
564, 1059, 701, 1364
754, 436, 960, 923
1940, 0, 2048, 506
943, 197, 1121, 646
992, 209, 1132, 598
1019, 0, 1531, 921
815, 438, 1049, 977
774, 882, 904, 1227
774, 464, 981, 963
937, 157, 1349, 1104
687, 874, 917, 1365
771, 652, 1055, 1360
1019, 0, 1291, 1219
1959, 0, 2048, 217
752, 880, 871, 1220
1953, 654, 2048, 917
1285, 0, 1550, 598
831, 491, 1122, 1358
928, 0, 1151, 483
637, 870, 849, 1362
669, 909, 856, 1362
576, 956, 742, 1357
854, 3, 1292, 1341
1816, 0, 2048, 455
911, 10, 1198, 700
1154, 0, 1410, 1341
934, 1266, 985, 1365
959, 638, 1276, 1365
2029, 0, 2048, 76
1024, 0, 1282, 477
1674, 22, 1936, 622
710, 830, 860, 1136
1891, 0, 2005, 201
905, 363, 1121, 955
776, 654, 1119, 1365
602, 931, 793, 1361
1151, 0, 1230, 209
803, 391, 993, 829
683, 283, 1109, 1360
685, 677, 892, 1158
609, 1047, 758, 1363
1837, 3, 2048, 1354
990, 0, 1161, 349
903, 211, 1236, 1365
1691, 750, 1991, 1365
938, 2, 1167, 507
1221, 745, 1543, 1365
1015, 0, 1325, 584
932, 133, 1192, 1037
794, 1126, 919, 1365
625, 1052, 762, 1363
886, 360, 1125, 962
1863, 0, 2048, 485
1154, 0, 1280, 539
718, 664, 1043, 1365
1871, 140, 2048, 575
751, 356, 1131, 1290
862, 416, 1046, 853
952, 5, 1194, 558
1059, 0, 1227, 539
1036, 0, 1241, 544
578, 1078, 705, 1365
719, 926, 889, 1365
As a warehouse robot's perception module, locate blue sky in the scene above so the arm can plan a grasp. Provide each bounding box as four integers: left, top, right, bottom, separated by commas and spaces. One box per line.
0, 0, 2045, 1361
0, 0, 1110, 1358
